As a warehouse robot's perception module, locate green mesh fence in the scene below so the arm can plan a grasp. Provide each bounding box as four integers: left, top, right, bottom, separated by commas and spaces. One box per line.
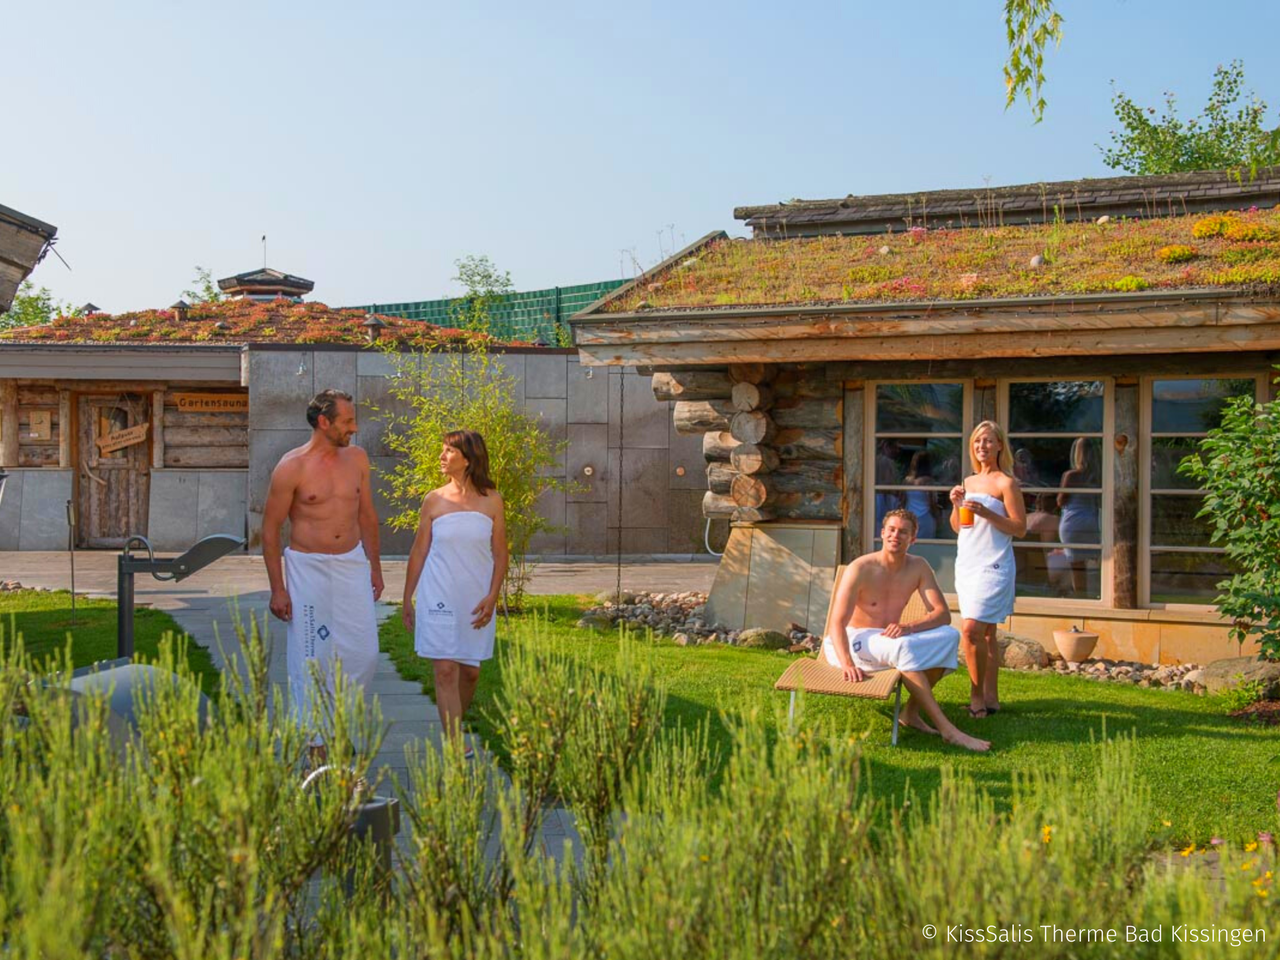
356, 279, 625, 345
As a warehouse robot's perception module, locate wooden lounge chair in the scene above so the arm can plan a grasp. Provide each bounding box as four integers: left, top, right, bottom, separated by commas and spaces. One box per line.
774, 564, 928, 746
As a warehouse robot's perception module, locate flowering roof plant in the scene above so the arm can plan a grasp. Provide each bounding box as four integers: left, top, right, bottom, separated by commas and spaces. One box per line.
4, 298, 528, 347
604, 205, 1280, 313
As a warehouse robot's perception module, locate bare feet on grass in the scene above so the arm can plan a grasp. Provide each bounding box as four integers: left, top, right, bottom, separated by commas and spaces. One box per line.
943, 729, 991, 752
901, 706, 939, 736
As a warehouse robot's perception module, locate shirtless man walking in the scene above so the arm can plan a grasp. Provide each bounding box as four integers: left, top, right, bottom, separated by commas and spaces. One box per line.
824, 508, 990, 752
263, 389, 384, 742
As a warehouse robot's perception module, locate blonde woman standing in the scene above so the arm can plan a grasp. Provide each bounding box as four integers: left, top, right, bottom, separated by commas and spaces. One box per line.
949, 421, 1026, 718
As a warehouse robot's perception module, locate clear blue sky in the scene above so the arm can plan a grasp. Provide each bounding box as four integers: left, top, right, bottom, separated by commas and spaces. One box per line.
3, 1, 1278, 312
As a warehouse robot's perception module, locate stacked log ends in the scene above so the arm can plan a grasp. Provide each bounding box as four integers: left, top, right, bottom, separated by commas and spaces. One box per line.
730, 442, 779, 475
658, 366, 833, 526
730, 410, 776, 445
702, 430, 736, 461
731, 381, 774, 412
727, 363, 776, 385
729, 473, 770, 509
706, 461, 736, 495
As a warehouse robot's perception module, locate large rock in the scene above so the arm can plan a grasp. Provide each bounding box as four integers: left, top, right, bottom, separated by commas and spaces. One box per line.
997, 632, 1051, 670
1201, 656, 1280, 699
738, 628, 791, 650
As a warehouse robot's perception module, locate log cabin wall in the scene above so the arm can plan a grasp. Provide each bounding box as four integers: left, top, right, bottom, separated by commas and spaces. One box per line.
160, 389, 249, 469
0, 378, 249, 551
13, 385, 64, 468
658, 362, 843, 526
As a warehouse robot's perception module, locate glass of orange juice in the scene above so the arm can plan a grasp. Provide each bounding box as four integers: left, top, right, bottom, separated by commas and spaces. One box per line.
958, 503, 975, 527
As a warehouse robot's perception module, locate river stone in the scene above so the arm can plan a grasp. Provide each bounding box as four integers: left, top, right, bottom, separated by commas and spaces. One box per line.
739, 628, 790, 650
1201, 656, 1280, 699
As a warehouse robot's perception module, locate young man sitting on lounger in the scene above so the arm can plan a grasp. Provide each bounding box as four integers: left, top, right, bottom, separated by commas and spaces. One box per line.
823, 508, 990, 752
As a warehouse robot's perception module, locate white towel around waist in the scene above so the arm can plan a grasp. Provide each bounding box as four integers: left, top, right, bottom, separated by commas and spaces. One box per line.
284, 543, 378, 725
823, 624, 960, 675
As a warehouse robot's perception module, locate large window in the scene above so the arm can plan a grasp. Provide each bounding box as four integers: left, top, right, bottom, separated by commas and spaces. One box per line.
867, 382, 970, 592
1001, 380, 1108, 602
1143, 377, 1260, 606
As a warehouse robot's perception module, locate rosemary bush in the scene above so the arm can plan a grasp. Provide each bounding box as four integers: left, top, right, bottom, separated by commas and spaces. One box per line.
0, 612, 1275, 957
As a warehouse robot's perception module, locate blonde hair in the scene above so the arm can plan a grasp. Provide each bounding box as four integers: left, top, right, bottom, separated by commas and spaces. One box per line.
969, 420, 1013, 475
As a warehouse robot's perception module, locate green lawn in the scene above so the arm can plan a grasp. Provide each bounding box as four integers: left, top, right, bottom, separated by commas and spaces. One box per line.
0, 589, 221, 692
381, 594, 1280, 844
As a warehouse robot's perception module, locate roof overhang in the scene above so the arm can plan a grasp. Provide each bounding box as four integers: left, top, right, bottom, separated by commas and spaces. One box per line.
0, 203, 58, 313
571, 287, 1280, 367
0, 342, 244, 382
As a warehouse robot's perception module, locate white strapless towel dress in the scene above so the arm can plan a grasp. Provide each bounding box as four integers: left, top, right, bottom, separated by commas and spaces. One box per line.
414, 511, 497, 667
954, 490, 1017, 624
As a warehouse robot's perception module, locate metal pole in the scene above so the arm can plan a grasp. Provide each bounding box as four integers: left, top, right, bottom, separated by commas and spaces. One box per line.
66, 500, 76, 625
116, 554, 134, 659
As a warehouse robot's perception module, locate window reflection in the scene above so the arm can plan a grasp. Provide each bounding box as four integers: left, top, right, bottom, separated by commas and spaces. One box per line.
1009, 381, 1104, 433
1015, 546, 1101, 600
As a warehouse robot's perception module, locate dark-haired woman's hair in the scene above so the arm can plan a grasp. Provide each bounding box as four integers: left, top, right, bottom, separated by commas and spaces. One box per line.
443, 430, 496, 494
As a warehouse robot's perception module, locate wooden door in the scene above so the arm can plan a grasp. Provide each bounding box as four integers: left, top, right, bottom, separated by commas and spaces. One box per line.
77, 394, 150, 548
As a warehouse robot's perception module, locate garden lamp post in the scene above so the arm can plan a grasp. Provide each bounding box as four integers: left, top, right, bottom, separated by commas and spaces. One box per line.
116, 533, 245, 658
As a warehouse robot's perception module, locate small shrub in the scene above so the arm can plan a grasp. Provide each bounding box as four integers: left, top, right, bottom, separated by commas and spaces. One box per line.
845, 264, 897, 285
1112, 275, 1151, 292
1156, 244, 1197, 264
1221, 244, 1280, 266
1223, 220, 1280, 243
1210, 264, 1280, 285
1192, 213, 1239, 239
1220, 676, 1268, 712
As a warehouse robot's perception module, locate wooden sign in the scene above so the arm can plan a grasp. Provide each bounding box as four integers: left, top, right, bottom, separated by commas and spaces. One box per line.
97, 422, 149, 454
174, 392, 249, 413
28, 411, 51, 441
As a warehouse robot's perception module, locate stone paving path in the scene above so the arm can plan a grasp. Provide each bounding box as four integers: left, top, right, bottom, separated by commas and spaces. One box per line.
0, 551, 717, 860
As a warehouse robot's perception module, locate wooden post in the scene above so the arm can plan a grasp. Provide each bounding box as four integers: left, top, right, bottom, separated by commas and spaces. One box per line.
842, 382, 864, 563
151, 390, 165, 470
973, 378, 997, 425
1113, 380, 1139, 608
0, 380, 17, 468
58, 390, 72, 468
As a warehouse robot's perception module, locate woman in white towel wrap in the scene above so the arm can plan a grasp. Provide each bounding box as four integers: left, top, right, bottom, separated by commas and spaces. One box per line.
949, 420, 1026, 719
402, 430, 508, 747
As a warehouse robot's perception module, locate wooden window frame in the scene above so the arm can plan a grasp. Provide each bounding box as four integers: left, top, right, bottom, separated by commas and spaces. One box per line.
863, 379, 973, 592
1139, 373, 1268, 612
996, 376, 1114, 610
